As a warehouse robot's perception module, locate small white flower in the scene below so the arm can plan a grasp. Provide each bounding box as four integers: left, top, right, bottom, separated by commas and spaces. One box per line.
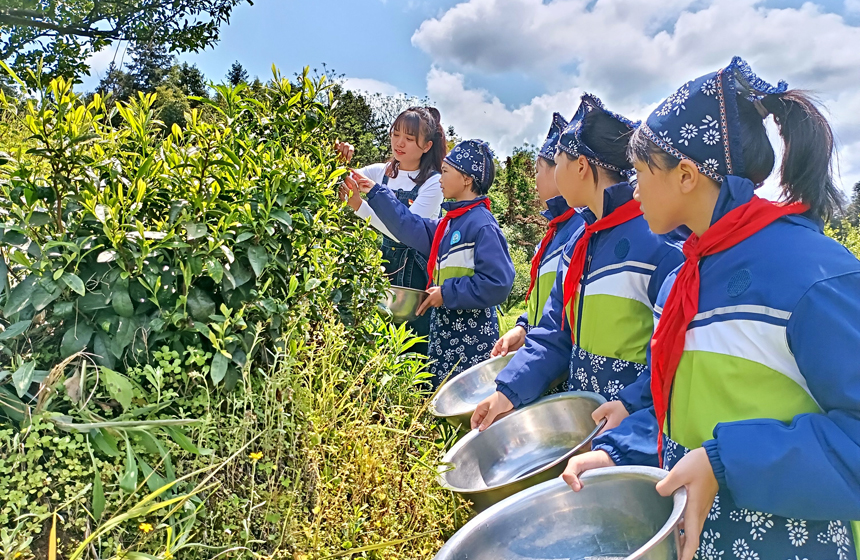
701, 78, 719, 96
703, 129, 720, 145
703, 158, 720, 172
786, 519, 808, 547
679, 123, 698, 145
658, 130, 674, 146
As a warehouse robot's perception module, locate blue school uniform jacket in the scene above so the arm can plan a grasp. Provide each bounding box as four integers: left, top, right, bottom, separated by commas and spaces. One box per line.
365, 185, 515, 310
597, 176, 860, 526
495, 182, 684, 405
515, 196, 584, 329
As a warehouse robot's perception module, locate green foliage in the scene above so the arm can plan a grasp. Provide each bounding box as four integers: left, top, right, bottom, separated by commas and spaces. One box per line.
0, 0, 252, 84
227, 61, 250, 87
826, 220, 860, 259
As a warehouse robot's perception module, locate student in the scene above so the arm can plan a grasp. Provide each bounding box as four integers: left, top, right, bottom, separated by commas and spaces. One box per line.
471, 94, 684, 430
492, 113, 584, 357
561, 57, 860, 560
337, 107, 446, 356
346, 140, 515, 387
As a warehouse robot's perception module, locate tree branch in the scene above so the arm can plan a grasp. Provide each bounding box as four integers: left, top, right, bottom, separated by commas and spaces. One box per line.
0, 13, 119, 39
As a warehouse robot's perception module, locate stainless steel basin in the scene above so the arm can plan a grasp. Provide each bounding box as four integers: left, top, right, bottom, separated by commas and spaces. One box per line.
430, 352, 517, 430
438, 392, 606, 511
380, 286, 428, 324
434, 467, 686, 560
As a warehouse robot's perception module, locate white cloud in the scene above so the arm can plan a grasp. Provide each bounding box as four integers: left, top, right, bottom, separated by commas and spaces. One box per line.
342, 77, 403, 97
413, 0, 860, 191
846, 0, 860, 14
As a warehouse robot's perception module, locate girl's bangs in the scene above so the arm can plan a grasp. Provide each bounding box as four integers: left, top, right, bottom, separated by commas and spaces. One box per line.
391, 111, 423, 139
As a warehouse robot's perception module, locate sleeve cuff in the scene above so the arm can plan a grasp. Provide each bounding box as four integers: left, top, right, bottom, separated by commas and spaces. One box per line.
703, 438, 728, 488
496, 383, 522, 409
515, 313, 529, 329
592, 442, 622, 466
366, 183, 385, 200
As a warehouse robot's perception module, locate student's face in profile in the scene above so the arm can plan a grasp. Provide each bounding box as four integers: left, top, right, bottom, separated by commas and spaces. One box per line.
632, 161, 685, 235
391, 126, 432, 169
535, 157, 561, 205
553, 151, 594, 208
440, 162, 474, 201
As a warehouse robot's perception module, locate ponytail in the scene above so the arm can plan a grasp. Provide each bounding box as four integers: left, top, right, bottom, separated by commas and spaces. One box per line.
760, 91, 842, 220
387, 106, 447, 185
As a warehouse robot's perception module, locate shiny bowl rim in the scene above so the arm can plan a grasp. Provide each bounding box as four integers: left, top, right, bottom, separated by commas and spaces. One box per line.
428, 351, 518, 419
384, 285, 429, 297
435, 466, 687, 560
437, 391, 607, 494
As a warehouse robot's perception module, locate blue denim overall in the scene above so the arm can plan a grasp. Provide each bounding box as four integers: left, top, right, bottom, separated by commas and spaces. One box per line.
379, 173, 437, 357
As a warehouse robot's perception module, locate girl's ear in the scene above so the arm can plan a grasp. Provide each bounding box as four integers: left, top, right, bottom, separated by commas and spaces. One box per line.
676, 159, 700, 195
577, 154, 590, 180
423, 140, 433, 154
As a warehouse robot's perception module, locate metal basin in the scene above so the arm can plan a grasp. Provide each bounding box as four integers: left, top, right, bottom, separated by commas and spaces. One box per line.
438, 392, 606, 511
430, 352, 517, 430
380, 286, 428, 324
434, 467, 686, 560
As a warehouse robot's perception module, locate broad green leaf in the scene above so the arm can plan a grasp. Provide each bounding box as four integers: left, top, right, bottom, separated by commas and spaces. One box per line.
111, 316, 135, 359
12, 361, 36, 397
248, 245, 268, 276
288, 275, 299, 298
77, 292, 110, 312
229, 260, 253, 288
92, 471, 105, 520
111, 281, 135, 317
210, 352, 228, 384
31, 277, 61, 311
219, 245, 235, 263
235, 231, 254, 244
97, 250, 118, 263
139, 457, 168, 493
61, 322, 95, 357
3, 275, 37, 315
0, 320, 31, 341
164, 426, 201, 454
305, 278, 322, 291
206, 257, 223, 283
271, 210, 293, 229
93, 333, 115, 369
90, 429, 120, 457
0, 385, 26, 421
60, 272, 86, 296
119, 438, 138, 493
187, 287, 215, 321
101, 367, 133, 410
185, 222, 207, 240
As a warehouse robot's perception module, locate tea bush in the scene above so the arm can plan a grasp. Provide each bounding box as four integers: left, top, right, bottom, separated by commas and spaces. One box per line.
0, 68, 464, 558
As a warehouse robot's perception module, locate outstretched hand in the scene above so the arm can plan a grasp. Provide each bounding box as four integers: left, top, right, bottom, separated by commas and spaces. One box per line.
345, 170, 375, 194
655, 447, 719, 560
416, 286, 443, 316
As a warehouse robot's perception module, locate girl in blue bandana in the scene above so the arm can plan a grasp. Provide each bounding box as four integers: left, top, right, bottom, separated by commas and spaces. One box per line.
337, 107, 447, 357
561, 57, 860, 560
347, 140, 515, 387
472, 94, 684, 430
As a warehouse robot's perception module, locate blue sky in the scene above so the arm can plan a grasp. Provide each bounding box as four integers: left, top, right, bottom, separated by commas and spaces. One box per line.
83, 0, 860, 191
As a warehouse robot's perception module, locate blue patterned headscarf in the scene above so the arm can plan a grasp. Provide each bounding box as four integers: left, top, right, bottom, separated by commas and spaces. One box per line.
640, 56, 788, 183
445, 139, 495, 190
558, 93, 638, 177
538, 112, 568, 163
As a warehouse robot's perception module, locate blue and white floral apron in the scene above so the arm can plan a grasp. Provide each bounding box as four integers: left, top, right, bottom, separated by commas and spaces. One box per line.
567, 343, 647, 402
428, 306, 498, 388
379, 173, 437, 357
662, 436, 856, 560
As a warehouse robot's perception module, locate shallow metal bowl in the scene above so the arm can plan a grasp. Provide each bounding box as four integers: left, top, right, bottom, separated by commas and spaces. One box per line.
380, 286, 429, 324
429, 352, 517, 429
438, 392, 607, 511
434, 467, 686, 560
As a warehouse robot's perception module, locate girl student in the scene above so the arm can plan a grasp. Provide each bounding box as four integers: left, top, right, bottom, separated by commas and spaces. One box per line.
491, 113, 584, 357
471, 94, 685, 431
346, 140, 515, 387
560, 57, 860, 560
337, 106, 447, 356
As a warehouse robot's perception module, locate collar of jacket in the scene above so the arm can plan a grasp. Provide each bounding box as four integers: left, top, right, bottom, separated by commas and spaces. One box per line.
578, 181, 633, 225
541, 195, 574, 220
710, 175, 823, 232
442, 195, 490, 212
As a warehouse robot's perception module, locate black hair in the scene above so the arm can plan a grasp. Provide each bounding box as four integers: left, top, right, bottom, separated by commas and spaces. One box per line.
628, 90, 842, 220
538, 155, 557, 168
560, 110, 633, 185
387, 106, 447, 185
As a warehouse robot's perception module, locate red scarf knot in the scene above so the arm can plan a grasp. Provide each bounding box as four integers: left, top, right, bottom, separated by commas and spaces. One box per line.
425, 198, 491, 289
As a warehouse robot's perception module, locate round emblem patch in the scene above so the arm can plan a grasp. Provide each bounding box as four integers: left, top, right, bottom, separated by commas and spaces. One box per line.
451, 231, 461, 245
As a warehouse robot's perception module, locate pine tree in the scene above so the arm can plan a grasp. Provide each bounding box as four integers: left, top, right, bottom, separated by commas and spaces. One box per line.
226, 61, 249, 87
126, 43, 176, 93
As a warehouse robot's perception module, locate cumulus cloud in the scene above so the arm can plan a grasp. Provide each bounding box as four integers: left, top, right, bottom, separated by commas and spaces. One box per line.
413, 0, 860, 190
